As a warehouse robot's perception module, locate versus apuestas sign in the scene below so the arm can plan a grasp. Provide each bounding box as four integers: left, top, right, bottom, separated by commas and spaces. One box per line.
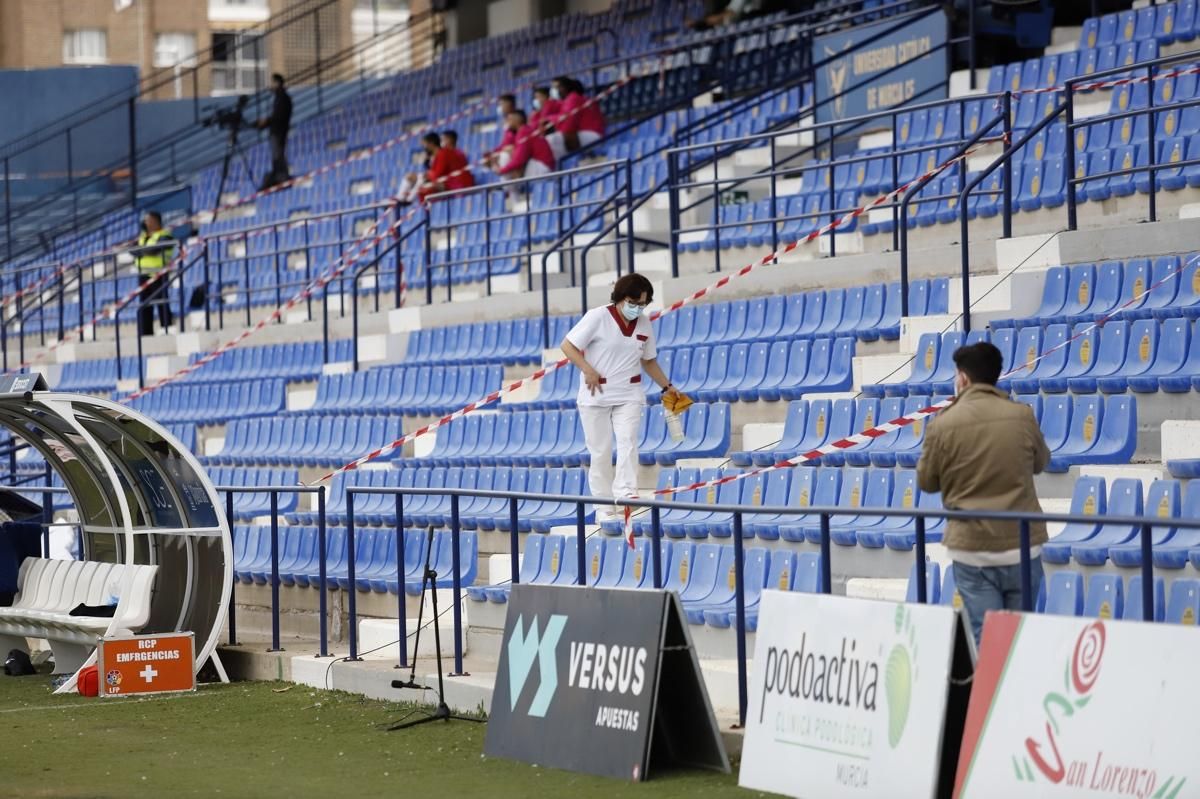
484, 585, 728, 781
814, 9, 948, 124
740, 591, 972, 798
955, 612, 1195, 799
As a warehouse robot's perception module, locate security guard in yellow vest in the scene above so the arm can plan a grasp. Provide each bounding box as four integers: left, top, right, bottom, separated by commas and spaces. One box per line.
135, 210, 175, 336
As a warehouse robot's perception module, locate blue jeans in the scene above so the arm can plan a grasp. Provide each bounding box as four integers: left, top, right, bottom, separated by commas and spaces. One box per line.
953, 557, 1045, 645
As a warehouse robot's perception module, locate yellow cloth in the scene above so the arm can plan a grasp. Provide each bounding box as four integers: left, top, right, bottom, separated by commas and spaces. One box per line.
662, 387, 693, 414
136, 229, 175, 273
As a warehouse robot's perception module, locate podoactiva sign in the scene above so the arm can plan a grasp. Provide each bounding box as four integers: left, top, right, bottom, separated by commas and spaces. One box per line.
740, 591, 972, 798
954, 612, 1193, 799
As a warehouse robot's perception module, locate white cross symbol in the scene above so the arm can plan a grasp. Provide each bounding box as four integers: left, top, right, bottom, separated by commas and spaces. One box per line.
140, 665, 158, 683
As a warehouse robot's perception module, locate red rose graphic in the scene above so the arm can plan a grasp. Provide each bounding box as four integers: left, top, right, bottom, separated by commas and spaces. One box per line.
1071, 620, 1105, 695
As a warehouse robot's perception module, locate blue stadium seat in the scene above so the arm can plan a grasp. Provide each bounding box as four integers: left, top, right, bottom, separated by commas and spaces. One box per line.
1042, 476, 1107, 564
904, 560, 940, 603
1123, 575, 1165, 622
1045, 395, 1136, 473
1166, 579, 1200, 624
1044, 571, 1085, 616
1069, 478, 1144, 565
1083, 574, 1123, 619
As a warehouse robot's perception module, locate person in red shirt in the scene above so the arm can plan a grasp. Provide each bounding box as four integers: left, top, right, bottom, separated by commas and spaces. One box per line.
439, 130, 474, 191
418, 131, 474, 202
547, 78, 605, 160
483, 94, 518, 170
529, 86, 561, 135
497, 110, 555, 182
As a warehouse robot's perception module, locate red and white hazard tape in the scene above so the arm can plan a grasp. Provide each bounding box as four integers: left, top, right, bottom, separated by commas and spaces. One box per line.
1010, 62, 1200, 98
119, 72, 641, 402
118, 209, 410, 402
2, 245, 191, 378
307, 136, 1005, 484
648, 250, 1200, 499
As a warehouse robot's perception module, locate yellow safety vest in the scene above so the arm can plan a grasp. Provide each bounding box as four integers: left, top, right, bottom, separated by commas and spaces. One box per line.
136, 229, 175, 273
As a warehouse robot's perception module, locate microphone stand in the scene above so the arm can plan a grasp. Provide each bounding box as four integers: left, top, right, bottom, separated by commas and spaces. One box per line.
387, 529, 483, 730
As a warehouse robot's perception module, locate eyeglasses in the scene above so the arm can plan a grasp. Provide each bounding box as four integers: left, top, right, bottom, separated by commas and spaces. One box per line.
624, 299, 649, 309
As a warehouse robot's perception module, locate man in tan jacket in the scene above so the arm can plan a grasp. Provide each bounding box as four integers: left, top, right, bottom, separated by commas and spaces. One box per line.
917, 341, 1051, 645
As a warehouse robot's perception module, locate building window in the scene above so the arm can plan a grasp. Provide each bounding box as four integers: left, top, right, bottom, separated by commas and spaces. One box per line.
63, 30, 108, 65
154, 33, 198, 68
211, 31, 267, 95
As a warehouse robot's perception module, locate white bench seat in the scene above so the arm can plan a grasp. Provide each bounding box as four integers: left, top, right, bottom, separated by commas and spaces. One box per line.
0, 557, 159, 673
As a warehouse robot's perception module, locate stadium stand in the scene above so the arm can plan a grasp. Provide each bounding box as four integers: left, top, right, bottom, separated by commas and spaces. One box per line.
6, 0, 1200, 719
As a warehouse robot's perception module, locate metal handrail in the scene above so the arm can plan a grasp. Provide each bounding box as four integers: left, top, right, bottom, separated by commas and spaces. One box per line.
349, 481, 1184, 726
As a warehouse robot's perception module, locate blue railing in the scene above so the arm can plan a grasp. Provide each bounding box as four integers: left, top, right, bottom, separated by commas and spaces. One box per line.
339, 483, 1200, 728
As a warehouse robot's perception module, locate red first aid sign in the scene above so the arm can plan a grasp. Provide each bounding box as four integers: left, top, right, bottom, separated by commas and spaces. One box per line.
97, 633, 195, 697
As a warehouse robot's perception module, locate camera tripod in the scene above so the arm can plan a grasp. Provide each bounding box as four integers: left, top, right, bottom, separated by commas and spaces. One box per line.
211, 123, 255, 224
387, 530, 484, 731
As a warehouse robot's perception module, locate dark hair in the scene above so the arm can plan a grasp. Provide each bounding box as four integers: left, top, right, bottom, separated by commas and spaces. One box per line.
952, 342, 1003, 386
441, 130, 458, 144
144, 210, 163, 225
422, 132, 440, 147
272, 73, 285, 85
533, 86, 550, 97
500, 93, 516, 104
552, 75, 570, 87
509, 109, 527, 124
568, 78, 586, 95
611, 273, 653, 305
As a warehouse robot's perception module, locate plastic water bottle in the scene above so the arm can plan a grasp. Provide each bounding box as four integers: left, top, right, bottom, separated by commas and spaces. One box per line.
665, 408, 685, 442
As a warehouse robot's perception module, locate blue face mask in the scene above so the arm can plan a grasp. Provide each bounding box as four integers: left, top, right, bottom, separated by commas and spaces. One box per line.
532, 98, 542, 110
621, 301, 643, 321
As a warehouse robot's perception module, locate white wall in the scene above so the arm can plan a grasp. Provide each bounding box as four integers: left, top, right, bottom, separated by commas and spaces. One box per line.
488, 0, 537, 36
566, 0, 612, 13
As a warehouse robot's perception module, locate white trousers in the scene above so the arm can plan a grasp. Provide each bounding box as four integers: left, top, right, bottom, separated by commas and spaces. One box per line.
547, 129, 602, 161
579, 403, 643, 514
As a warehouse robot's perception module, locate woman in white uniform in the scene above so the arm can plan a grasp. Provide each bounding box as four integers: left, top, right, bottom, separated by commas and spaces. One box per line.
561, 274, 684, 520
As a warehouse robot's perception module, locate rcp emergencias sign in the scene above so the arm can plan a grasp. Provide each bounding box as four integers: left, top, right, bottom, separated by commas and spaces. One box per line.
740, 591, 968, 798
954, 612, 1194, 798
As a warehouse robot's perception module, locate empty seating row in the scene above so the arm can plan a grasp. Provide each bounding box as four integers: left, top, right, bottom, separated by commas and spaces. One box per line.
183, 340, 354, 383
654, 337, 855, 402
1040, 570, 1200, 625
404, 316, 576, 366
211, 414, 403, 467
467, 535, 823, 630
233, 525, 476, 596
903, 563, 1194, 626
995, 257, 1200, 330
998, 317, 1200, 394
308, 363, 503, 417
426, 404, 730, 468
1043, 476, 1200, 569
730, 396, 945, 469
287, 465, 593, 534
206, 466, 300, 519
653, 279, 949, 348
126, 379, 286, 424
55, 358, 141, 393
602, 465, 946, 546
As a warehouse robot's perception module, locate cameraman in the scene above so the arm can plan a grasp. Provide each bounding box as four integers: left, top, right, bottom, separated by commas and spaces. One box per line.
256, 73, 293, 190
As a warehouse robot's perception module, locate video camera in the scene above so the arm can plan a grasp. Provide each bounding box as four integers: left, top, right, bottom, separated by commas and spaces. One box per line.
201, 94, 251, 132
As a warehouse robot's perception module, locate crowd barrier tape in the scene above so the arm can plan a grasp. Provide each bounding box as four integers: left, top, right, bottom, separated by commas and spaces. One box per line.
646, 249, 1200, 499
1, 245, 191, 378
1009, 61, 1200, 98
0, 54, 658, 360
116, 71, 640, 403
306, 135, 1005, 485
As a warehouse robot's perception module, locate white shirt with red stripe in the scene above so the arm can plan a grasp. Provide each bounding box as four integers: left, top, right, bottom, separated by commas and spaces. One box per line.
565, 305, 656, 407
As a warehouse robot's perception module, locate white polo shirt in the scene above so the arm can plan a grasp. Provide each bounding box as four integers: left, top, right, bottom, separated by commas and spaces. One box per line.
565, 305, 657, 407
